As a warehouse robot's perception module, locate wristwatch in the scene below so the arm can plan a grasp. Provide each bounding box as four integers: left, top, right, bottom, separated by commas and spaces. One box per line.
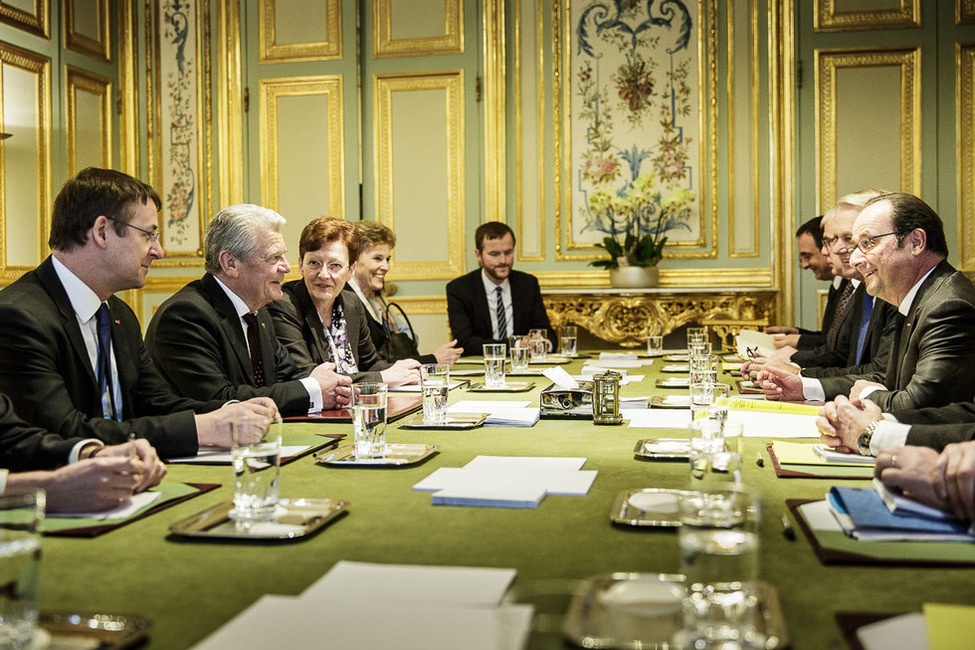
856, 419, 882, 456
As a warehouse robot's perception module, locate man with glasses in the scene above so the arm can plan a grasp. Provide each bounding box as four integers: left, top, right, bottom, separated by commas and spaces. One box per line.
761, 193, 975, 434
0, 168, 278, 459
145, 205, 352, 415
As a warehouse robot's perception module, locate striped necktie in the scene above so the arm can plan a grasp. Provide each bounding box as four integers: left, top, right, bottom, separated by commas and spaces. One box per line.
242, 313, 266, 387
95, 303, 118, 421
495, 285, 507, 340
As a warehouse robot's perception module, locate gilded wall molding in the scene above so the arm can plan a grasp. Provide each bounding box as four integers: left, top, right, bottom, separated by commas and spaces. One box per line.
535, 268, 774, 289
512, 0, 545, 262
543, 289, 776, 347
814, 0, 920, 32
959, 43, 975, 272
815, 47, 920, 213
0, 43, 51, 280
373, 0, 463, 58
728, 0, 761, 259
374, 71, 465, 280
118, 0, 139, 174
772, 0, 797, 325
382, 296, 447, 314
259, 0, 341, 62
65, 0, 110, 62
66, 67, 112, 175
0, 0, 48, 39
217, 0, 243, 206
259, 75, 345, 220
483, 0, 505, 223
960, 0, 975, 25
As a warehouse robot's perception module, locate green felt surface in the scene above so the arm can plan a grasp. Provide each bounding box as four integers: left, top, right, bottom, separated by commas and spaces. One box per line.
35, 358, 975, 649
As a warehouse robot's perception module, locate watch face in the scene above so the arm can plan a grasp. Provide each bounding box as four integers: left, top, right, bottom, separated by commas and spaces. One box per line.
857, 430, 872, 456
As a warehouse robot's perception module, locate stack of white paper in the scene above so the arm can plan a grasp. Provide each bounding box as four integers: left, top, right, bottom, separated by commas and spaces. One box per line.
168, 445, 312, 464
192, 562, 532, 650
413, 455, 597, 509
448, 401, 539, 427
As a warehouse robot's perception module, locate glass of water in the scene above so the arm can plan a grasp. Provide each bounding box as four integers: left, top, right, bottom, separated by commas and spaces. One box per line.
231, 415, 282, 521
560, 325, 578, 357
420, 363, 450, 424
483, 343, 507, 388
0, 489, 44, 650
528, 329, 553, 361
689, 353, 718, 385
508, 336, 530, 372
647, 334, 664, 356
353, 382, 388, 459
678, 485, 763, 648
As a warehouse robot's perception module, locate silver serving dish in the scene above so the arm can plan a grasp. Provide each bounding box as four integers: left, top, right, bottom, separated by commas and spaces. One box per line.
610, 488, 692, 527
649, 395, 691, 409
466, 381, 536, 392
316, 443, 440, 464
660, 364, 689, 373
169, 498, 348, 540
398, 414, 488, 429
655, 377, 690, 389
632, 439, 692, 460
39, 610, 151, 648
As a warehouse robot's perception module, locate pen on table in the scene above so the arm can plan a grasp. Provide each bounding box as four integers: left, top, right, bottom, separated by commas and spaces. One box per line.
128, 432, 137, 459
756, 451, 765, 468
781, 512, 796, 541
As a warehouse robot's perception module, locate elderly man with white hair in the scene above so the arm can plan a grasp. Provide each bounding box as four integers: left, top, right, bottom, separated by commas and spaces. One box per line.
146, 204, 352, 415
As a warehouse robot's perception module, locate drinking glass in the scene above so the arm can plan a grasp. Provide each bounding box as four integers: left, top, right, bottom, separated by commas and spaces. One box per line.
231, 415, 282, 521
690, 382, 730, 425
678, 486, 763, 648
0, 489, 44, 649
689, 354, 719, 385
482, 343, 508, 388
508, 336, 530, 372
646, 334, 664, 356
528, 329, 553, 361
560, 325, 578, 357
420, 363, 450, 424
687, 326, 708, 348
353, 382, 388, 459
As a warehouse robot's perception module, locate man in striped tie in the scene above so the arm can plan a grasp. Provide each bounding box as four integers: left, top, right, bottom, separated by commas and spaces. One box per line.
446, 222, 553, 355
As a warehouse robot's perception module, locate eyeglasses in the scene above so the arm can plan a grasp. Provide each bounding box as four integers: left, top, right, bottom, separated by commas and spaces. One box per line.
851, 231, 900, 253
304, 259, 347, 275
821, 233, 853, 249
108, 217, 158, 243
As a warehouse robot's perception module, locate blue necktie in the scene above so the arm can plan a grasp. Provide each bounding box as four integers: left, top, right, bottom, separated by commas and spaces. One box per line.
855, 292, 874, 364
495, 285, 507, 340
95, 303, 118, 421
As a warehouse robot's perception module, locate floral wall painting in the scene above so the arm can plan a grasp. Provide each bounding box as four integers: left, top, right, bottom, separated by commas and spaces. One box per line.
152, 0, 207, 256
570, 0, 702, 256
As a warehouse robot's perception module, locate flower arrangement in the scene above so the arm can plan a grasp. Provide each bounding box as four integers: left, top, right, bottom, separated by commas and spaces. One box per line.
587, 171, 695, 269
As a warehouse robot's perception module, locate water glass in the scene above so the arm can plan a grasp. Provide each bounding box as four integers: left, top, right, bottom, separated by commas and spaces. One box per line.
687, 326, 708, 347
483, 343, 507, 388
420, 363, 450, 424
231, 416, 282, 521
690, 382, 730, 425
678, 486, 763, 648
528, 328, 553, 361
689, 354, 718, 385
0, 490, 44, 649
353, 382, 388, 459
646, 334, 664, 356
508, 336, 530, 372
560, 325, 578, 357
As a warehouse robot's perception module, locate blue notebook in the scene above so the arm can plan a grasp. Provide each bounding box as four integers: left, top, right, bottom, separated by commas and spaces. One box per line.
828, 487, 972, 538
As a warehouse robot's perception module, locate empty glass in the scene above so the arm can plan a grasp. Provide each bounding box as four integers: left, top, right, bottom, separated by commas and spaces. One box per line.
647, 334, 664, 356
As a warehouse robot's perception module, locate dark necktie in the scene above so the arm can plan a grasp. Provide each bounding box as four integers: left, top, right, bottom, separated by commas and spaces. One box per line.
242, 313, 265, 387
827, 282, 855, 344
495, 285, 507, 340
854, 292, 874, 364
95, 303, 118, 421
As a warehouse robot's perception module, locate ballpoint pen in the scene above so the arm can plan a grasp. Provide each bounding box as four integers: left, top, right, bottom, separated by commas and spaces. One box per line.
781, 512, 796, 541
756, 451, 765, 468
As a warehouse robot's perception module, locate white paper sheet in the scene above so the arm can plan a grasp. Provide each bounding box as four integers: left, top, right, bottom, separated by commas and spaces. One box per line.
570, 374, 644, 385
464, 456, 588, 471
413, 467, 596, 497
167, 445, 311, 464
580, 366, 628, 376
727, 410, 819, 438
626, 409, 692, 429
48, 490, 161, 520
449, 400, 533, 412
736, 329, 777, 358
389, 380, 466, 393
542, 366, 578, 389
857, 613, 929, 650
584, 359, 646, 368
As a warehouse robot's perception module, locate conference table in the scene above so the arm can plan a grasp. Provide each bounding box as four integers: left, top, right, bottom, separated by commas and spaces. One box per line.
38, 354, 975, 649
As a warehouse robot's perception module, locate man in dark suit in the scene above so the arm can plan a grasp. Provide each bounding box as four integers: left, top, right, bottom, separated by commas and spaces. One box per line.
0, 168, 276, 459
765, 193, 975, 455
446, 222, 553, 355
145, 205, 352, 415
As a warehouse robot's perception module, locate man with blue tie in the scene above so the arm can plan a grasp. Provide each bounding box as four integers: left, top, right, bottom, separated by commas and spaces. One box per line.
0, 168, 277, 459
446, 222, 553, 354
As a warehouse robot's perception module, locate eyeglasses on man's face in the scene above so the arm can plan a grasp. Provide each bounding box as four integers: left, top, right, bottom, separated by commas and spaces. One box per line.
108, 217, 159, 243
304, 259, 347, 275
850, 231, 900, 254
821, 233, 854, 250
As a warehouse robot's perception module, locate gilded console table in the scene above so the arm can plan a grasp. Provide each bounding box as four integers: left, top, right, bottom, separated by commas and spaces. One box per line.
543, 288, 778, 348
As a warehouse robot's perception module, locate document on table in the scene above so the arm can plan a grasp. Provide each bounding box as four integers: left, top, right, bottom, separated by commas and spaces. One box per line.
627, 409, 692, 429
167, 445, 311, 464
389, 380, 466, 392
727, 410, 819, 438
770, 441, 874, 467
448, 401, 539, 427
47, 491, 162, 520
573, 374, 645, 385
857, 613, 929, 650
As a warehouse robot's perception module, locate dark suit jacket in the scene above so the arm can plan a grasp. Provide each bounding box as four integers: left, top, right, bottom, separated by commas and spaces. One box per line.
802, 293, 901, 379
795, 279, 845, 349
819, 260, 975, 410
268, 280, 391, 382
790, 280, 857, 368
145, 274, 314, 416
0, 256, 218, 458
0, 394, 84, 471
342, 285, 436, 365
884, 402, 975, 451
446, 269, 553, 355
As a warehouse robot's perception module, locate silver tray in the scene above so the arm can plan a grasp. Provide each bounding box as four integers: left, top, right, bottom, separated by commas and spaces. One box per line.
169, 498, 348, 540
660, 364, 689, 373
39, 610, 151, 649
655, 377, 690, 389
449, 368, 484, 377
562, 573, 788, 649
507, 368, 544, 376
399, 414, 488, 429
467, 381, 536, 392
529, 357, 571, 365
662, 354, 689, 362
316, 443, 440, 464
610, 488, 693, 526
649, 395, 691, 409
633, 438, 692, 460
